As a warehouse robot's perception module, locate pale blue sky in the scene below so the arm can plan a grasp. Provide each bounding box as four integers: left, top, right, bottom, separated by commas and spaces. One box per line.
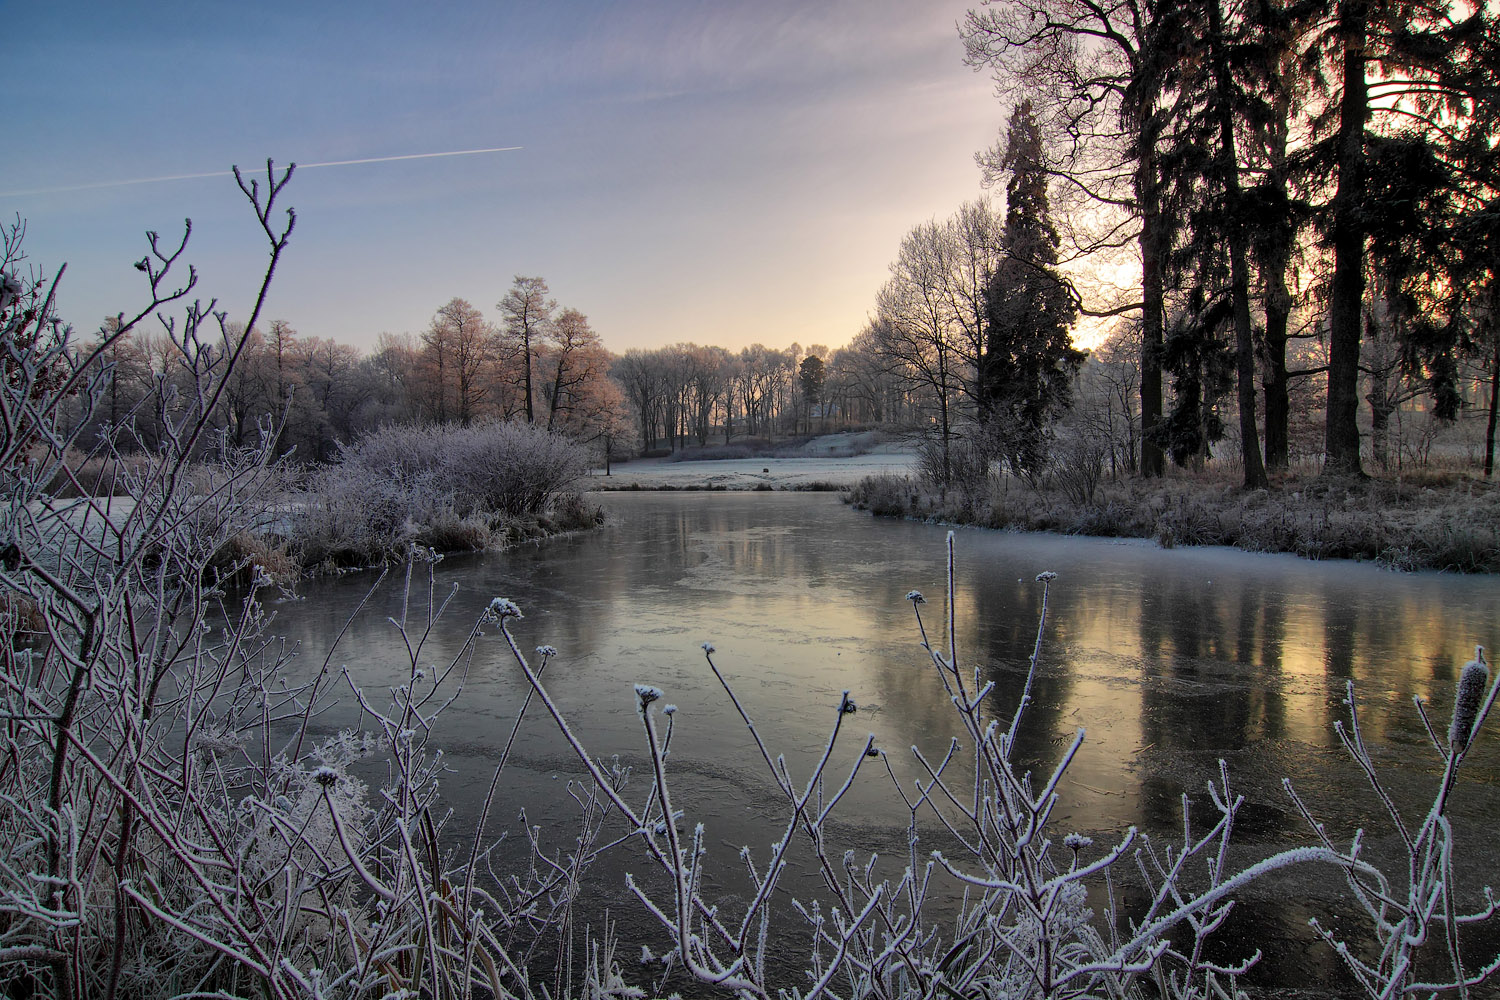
5, 1, 1004, 353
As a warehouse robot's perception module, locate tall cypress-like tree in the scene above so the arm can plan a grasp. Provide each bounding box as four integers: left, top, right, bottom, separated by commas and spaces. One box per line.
983, 100, 1083, 475
963, 0, 1173, 477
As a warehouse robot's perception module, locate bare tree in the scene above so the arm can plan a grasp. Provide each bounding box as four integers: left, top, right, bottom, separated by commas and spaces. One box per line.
539, 307, 608, 431
498, 275, 555, 424
875, 220, 974, 487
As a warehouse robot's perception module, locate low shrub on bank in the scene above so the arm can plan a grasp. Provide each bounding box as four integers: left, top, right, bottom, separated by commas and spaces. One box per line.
291, 421, 595, 569
849, 471, 1500, 572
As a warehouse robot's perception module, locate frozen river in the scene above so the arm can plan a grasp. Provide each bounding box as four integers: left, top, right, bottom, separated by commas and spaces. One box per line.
263, 492, 1500, 996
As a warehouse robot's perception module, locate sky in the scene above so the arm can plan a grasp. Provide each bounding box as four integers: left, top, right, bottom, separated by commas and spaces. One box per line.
5, 1, 1010, 355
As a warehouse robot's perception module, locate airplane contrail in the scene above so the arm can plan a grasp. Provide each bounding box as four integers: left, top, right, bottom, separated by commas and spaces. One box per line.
1, 146, 524, 198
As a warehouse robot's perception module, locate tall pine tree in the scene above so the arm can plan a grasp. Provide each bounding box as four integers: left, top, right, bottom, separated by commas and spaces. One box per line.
983, 100, 1083, 475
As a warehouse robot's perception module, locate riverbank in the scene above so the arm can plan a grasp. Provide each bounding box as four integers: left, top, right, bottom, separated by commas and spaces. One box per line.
586, 450, 918, 491
848, 471, 1500, 573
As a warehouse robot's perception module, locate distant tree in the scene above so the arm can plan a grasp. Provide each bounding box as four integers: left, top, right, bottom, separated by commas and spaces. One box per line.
830, 326, 907, 426
1157, 286, 1235, 468
876, 221, 972, 485
585, 377, 635, 474
369, 331, 420, 422
1076, 323, 1143, 477
733, 344, 795, 439
612, 348, 669, 452
1155, 0, 1274, 487
498, 275, 555, 423
264, 319, 297, 413
983, 99, 1082, 475
297, 335, 367, 459
935, 201, 1004, 417
217, 322, 273, 448
799, 354, 826, 433
419, 306, 455, 423
81, 318, 153, 445
539, 307, 609, 431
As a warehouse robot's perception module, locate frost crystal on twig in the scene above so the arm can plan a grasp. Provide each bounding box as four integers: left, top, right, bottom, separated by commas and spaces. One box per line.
484, 597, 523, 621
1450, 646, 1489, 753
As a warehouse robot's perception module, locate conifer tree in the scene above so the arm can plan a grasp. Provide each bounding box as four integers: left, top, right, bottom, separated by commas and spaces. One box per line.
983, 100, 1083, 475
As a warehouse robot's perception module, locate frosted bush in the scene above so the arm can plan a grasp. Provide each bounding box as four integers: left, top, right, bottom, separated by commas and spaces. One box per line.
294, 420, 592, 566
334, 419, 590, 519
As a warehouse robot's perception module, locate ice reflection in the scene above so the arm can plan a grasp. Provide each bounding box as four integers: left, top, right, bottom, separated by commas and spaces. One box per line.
265, 492, 1500, 993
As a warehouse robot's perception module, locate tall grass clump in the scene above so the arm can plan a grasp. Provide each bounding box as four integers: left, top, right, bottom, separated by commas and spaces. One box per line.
293, 420, 593, 568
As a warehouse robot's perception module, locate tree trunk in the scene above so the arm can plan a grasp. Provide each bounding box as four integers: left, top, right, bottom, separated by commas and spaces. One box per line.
1324, 0, 1369, 476
1485, 334, 1499, 477
1208, 0, 1267, 489
1138, 118, 1167, 479
523, 330, 535, 424
1366, 305, 1396, 470
1262, 275, 1291, 471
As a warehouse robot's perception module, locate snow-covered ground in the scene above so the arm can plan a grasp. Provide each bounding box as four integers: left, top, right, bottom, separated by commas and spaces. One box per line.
587, 435, 918, 490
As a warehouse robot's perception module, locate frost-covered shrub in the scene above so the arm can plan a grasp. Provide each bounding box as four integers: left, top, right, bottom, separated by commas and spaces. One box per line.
294, 419, 592, 566
293, 456, 435, 566
848, 473, 918, 517
1048, 423, 1108, 506
338, 419, 590, 519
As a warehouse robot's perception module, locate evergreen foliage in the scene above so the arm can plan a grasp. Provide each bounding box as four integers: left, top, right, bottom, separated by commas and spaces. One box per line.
982, 100, 1082, 476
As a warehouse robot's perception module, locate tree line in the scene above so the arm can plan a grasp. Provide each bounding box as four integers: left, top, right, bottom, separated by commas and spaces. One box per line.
61, 276, 932, 468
